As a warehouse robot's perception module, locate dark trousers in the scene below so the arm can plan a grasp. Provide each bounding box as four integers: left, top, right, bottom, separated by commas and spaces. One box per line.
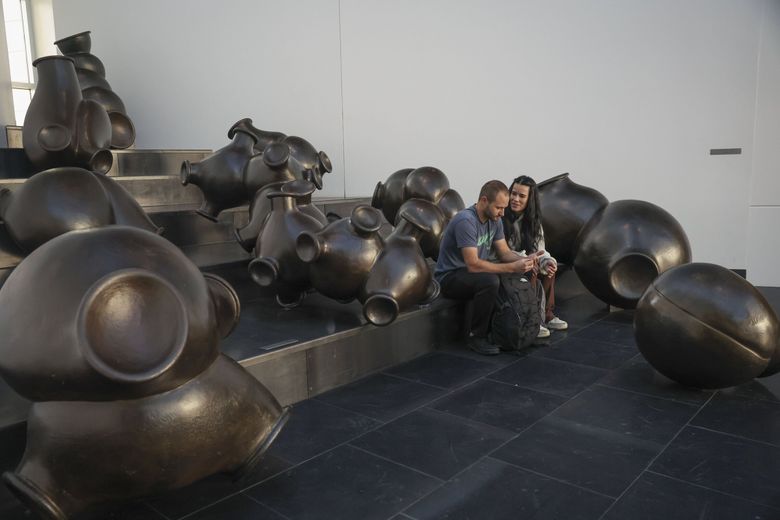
439, 269, 500, 338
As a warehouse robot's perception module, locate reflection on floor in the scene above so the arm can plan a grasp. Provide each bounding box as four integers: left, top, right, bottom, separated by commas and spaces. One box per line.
1, 286, 779, 520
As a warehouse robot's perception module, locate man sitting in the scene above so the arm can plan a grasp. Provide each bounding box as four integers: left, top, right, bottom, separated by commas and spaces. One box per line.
435, 180, 537, 355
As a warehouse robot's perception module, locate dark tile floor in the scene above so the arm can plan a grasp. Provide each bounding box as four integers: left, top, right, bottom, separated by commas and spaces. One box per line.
2, 288, 780, 519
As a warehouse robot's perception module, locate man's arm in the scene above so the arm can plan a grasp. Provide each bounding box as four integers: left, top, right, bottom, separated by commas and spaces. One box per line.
462, 244, 534, 274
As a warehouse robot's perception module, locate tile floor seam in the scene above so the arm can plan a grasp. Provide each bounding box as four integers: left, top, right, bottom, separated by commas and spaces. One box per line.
346, 443, 447, 482
715, 392, 780, 405
643, 470, 780, 512
144, 501, 174, 520
483, 455, 619, 501
595, 382, 710, 406
685, 423, 780, 449
566, 334, 637, 349
596, 390, 718, 520
415, 405, 520, 437
398, 384, 596, 517
242, 492, 294, 520
588, 383, 700, 408
482, 375, 585, 399
380, 371, 455, 390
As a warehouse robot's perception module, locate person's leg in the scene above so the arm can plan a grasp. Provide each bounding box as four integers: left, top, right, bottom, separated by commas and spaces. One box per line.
440, 269, 500, 338
531, 273, 550, 338
542, 273, 568, 330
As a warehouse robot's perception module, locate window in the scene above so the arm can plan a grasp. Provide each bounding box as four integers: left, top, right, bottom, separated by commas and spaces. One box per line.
3, 0, 34, 125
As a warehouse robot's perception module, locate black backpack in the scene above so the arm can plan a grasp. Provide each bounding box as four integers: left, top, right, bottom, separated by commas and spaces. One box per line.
490, 273, 541, 351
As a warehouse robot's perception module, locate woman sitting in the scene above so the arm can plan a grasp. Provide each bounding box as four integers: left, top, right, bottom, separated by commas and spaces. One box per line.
503, 175, 568, 338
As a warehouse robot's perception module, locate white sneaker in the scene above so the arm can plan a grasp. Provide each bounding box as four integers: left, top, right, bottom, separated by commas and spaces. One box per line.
537, 325, 551, 338
546, 317, 568, 331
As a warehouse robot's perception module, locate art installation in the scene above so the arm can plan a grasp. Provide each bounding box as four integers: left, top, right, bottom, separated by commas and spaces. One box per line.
297, 205, 385, 303
183, 118, 331, 228
536, 172, 608, 265
0, 166, 160, 254
634, 263, 779, 388
537, 173, 691, 308
360, 207, 440, 325
299, 204, 439, 326
23, 56, 113, 174
0, 226, 288, 519
574, 200, 692, 309
54, 31, 136, 149
372, 166, 465, 260
248, 180, 326, 307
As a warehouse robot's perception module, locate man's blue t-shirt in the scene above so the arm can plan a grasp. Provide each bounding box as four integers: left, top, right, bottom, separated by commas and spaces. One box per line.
434, 205, 504, 282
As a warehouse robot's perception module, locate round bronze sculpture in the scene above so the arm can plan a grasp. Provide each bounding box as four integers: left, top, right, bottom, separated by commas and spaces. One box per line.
404, 166, 450, 203
0, 226, 288, 518
181, 126, 258, 221
537, 173, 609, 264
635, 263, 778, 389
55, 31, 136, 149
248, 180, 325, 307
574, 199, 691, 309
23, 56, 113, 174
437, 188, 466, 220
0, 167, 160, 254
233, 118, 332, 192
360, 207, 440, 326
372, 168, 414, 224
395, 198, 447, 260
297, 205, 385, 302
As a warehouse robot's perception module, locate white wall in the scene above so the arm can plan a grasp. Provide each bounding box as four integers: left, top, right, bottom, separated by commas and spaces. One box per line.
51, 0, 776, 277
747, 0, 780, 286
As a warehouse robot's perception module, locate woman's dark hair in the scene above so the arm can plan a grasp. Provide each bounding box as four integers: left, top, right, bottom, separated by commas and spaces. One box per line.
503, 175, 543, 252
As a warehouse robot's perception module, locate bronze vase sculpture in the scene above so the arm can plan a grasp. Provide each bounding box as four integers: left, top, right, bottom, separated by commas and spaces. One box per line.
536, 173, 609, 265
360, 207, 440, 326
395, 198, 447, 260
537, 173, 690, 309
181, 125, 258, 221
0, 226, 288, 519
232, 118, 332, 192
248, 180, 325, 307
0, 166, 160, 254
23, 56, 113, 174
634, 263, 779, 388
297, 205, 385, 302
372, 168, 414, 224
371, 167, 465, 260
54, 31, 136, 149
573, 200, 692, 309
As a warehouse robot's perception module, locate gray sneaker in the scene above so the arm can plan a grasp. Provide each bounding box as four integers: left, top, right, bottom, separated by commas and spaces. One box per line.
546, 317, 568, 330
468, 336, 500, 356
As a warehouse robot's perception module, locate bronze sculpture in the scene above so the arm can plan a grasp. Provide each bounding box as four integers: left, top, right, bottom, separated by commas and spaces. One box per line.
181, 125, 258, 221
574, 200, 691, 309
634, 263, 778, 389
248, 180, 325, 307
0, 167, 160, 254
54, 31, 135, 149
297, 205, 385, 302
184, 119, 331, 228
371, 167, 465, 261
0, 226, 288, 518
372, 168, 413, 224
537, 173, 690, 309
23, 56, 113, 174
359, 207, 440, 326
536, 173, 609, 265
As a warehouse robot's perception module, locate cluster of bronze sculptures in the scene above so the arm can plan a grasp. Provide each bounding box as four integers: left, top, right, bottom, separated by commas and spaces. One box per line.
186, 125, 465, 324
1, 28, 778, 520
537, 173, 779, 388
23, 31, 134, 176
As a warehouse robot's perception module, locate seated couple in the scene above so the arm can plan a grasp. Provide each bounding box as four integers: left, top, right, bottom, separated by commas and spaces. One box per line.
434, 178, 567, 356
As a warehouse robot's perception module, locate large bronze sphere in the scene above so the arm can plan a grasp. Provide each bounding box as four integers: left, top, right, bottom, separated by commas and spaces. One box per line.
372, 168, 413, 224
537, 173, 608, 264
574, 199, 691, 309
635, 263, 778, 389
